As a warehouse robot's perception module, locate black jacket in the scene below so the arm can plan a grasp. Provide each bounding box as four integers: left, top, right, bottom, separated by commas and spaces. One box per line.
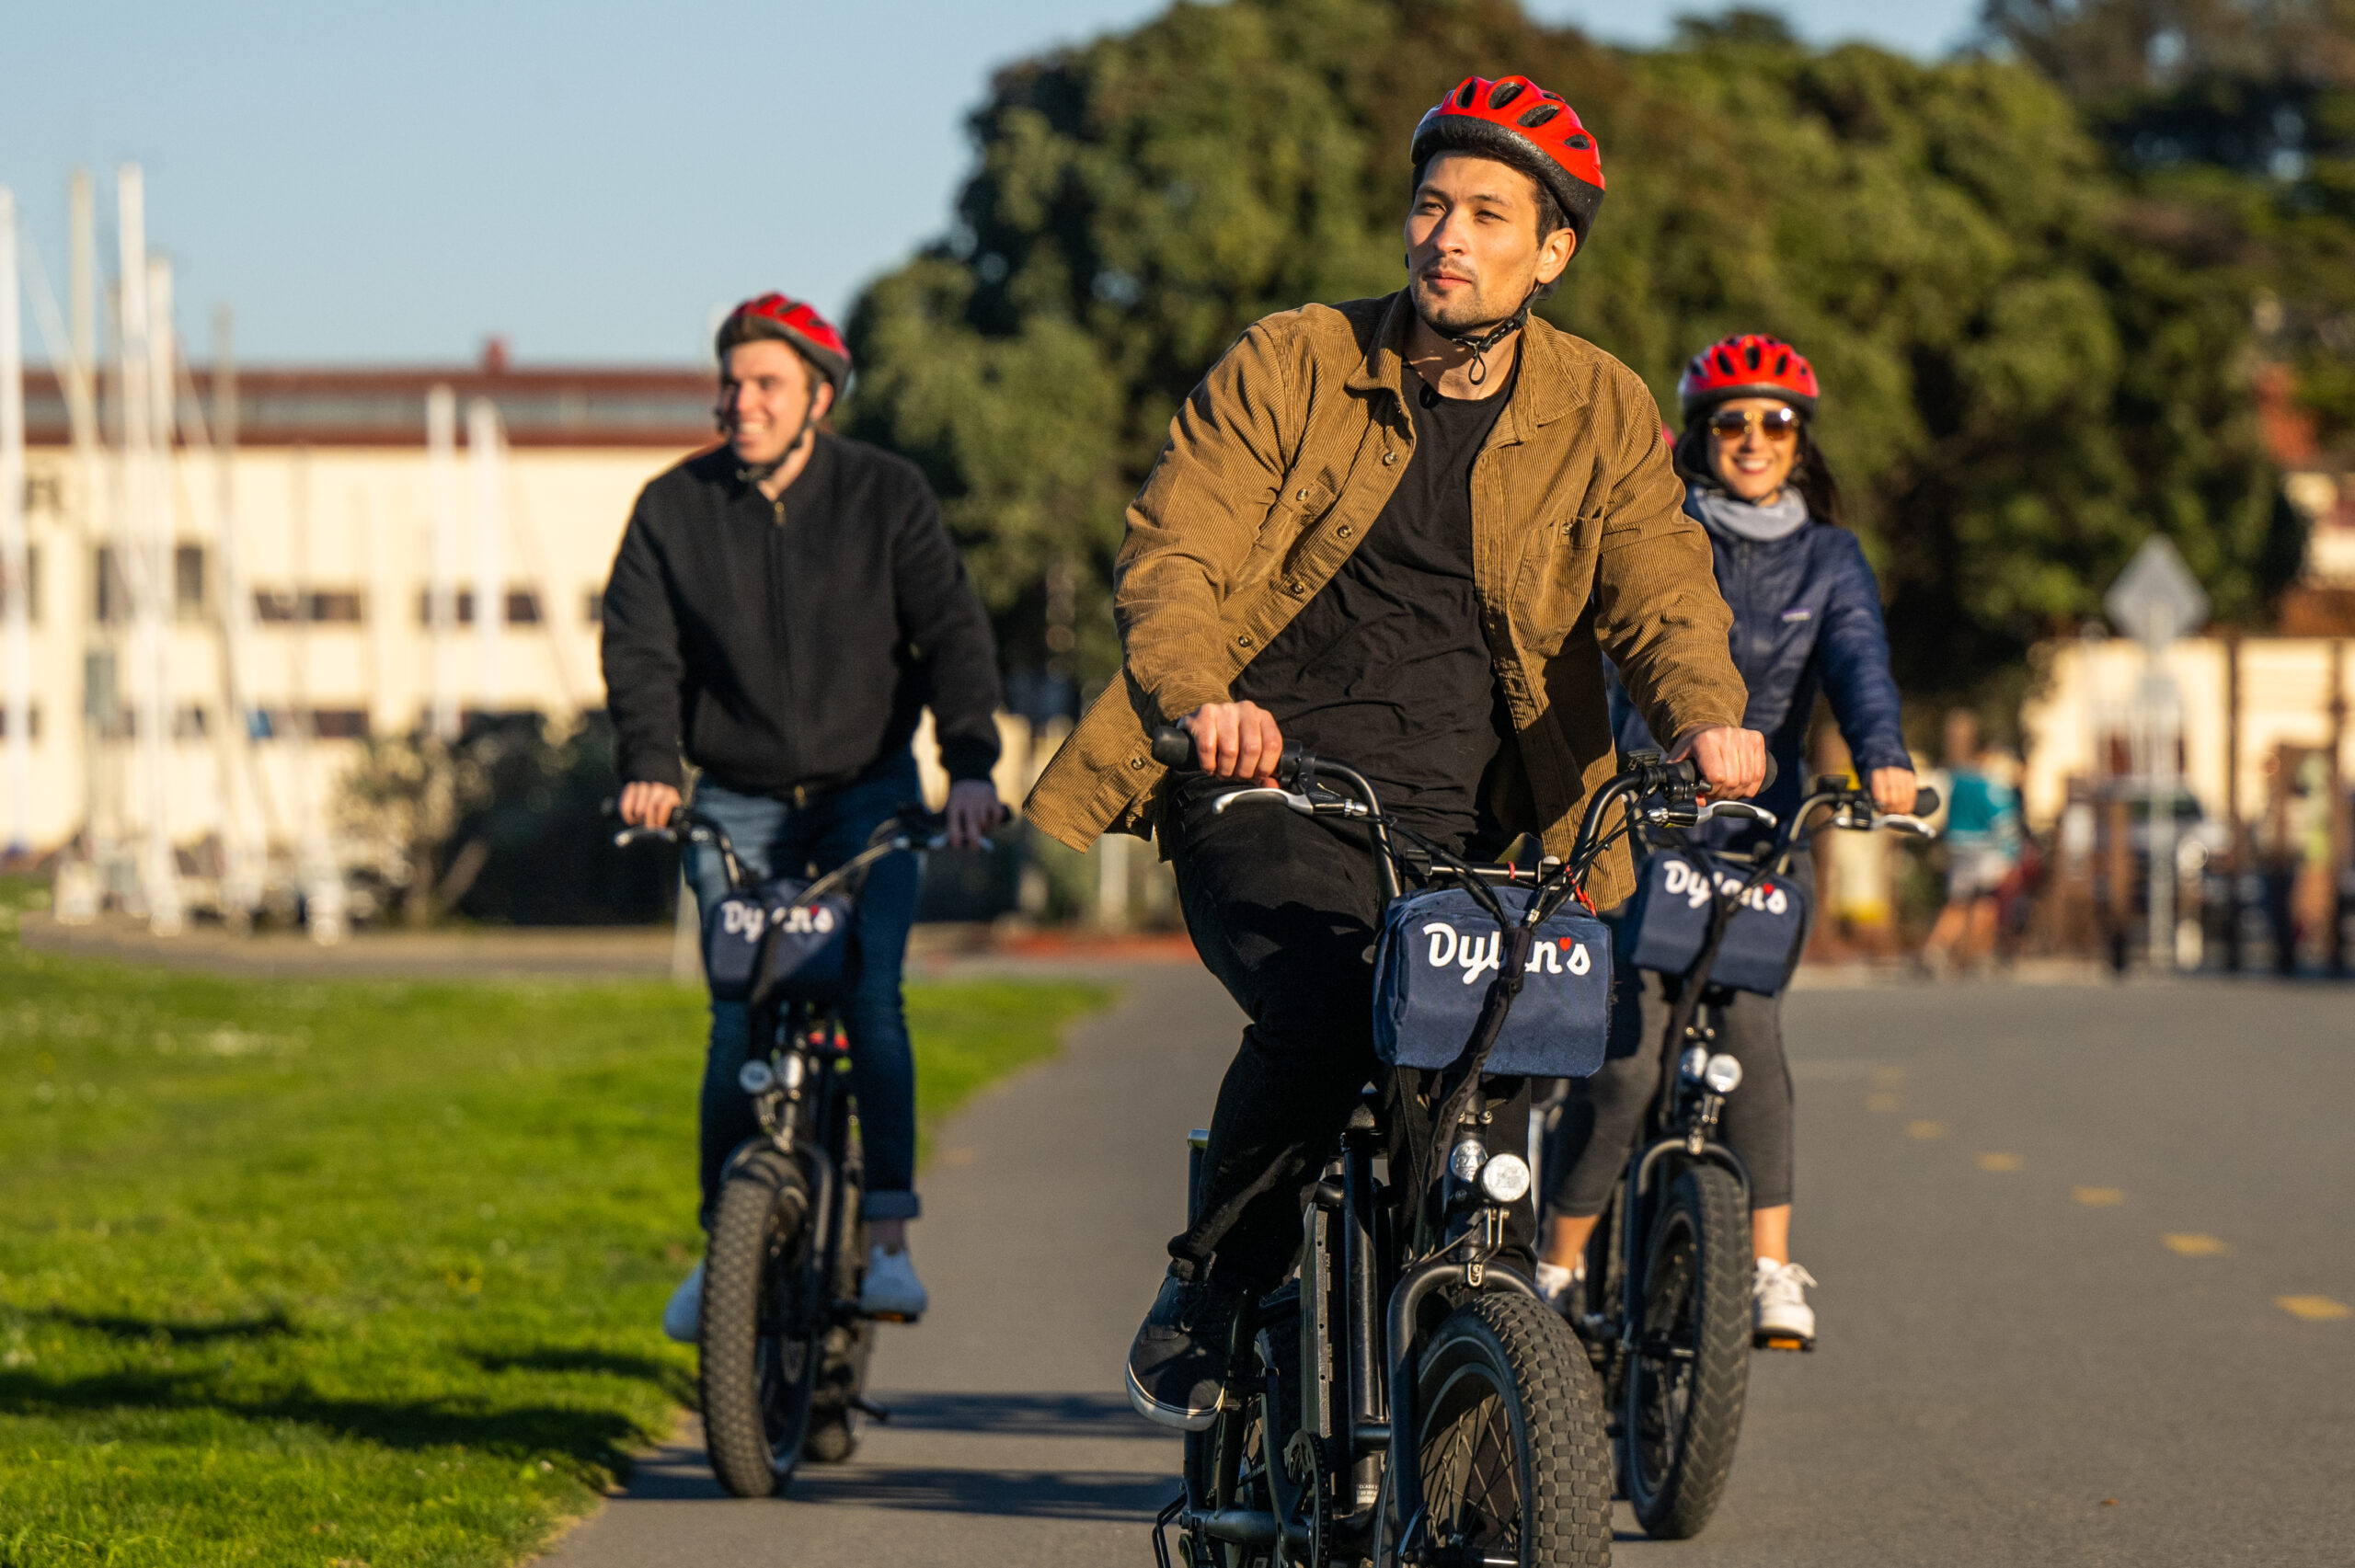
600, 436, 1002, 796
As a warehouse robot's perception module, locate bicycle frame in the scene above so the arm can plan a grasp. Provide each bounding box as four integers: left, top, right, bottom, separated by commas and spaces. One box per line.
1158, 734, 1708, 1563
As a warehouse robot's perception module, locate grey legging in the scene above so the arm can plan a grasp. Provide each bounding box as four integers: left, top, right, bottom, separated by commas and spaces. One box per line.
1545, 963, 1796, 1218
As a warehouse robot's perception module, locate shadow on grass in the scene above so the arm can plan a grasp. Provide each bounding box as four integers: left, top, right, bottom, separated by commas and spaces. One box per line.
39, 1308, 300, 1345
470, 1346, 694, 1403
0, 1368, 655, 1474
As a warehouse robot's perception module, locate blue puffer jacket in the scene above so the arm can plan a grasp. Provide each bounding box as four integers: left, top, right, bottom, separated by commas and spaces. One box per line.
1610, 497, 1910, 845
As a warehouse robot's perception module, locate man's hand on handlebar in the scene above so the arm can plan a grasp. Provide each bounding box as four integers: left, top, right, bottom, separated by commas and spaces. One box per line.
1867, 766, 1919, 818
618, 780, 682, 829
945, 779, 1006, 852
1670, 725, 1768, 800
1177, 701, 1286, 786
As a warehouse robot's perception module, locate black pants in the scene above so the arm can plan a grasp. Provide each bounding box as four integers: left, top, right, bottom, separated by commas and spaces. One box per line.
1168, 801, 1535, 1293
1545, 860, 1810, 1219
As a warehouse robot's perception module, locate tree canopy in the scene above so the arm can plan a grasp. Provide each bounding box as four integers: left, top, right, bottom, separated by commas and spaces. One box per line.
847, 0, 2313, 710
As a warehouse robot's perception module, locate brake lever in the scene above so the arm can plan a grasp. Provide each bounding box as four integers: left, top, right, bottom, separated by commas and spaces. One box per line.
1695, 801, 1780, 830
612, 825, 679, 849
1212, 786, 1319, 818
1878, 815, 1938, 840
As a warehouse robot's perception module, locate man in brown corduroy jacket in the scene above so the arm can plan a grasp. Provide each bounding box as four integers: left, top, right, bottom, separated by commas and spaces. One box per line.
1023, 73, 1763, 1430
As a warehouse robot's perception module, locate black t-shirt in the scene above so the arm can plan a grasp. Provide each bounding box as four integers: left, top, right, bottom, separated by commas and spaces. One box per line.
1227, 361, 1518, 850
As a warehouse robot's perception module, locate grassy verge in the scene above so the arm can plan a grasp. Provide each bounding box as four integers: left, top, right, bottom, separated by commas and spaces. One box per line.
0, 887, 1105, 1567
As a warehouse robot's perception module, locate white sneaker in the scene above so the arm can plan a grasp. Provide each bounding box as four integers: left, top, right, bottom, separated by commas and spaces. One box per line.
662, 1260, 704, 1344
859, 1243, 929, 1320
1753, 1258, 1818, 1347
1534, 1259, 1582, 1314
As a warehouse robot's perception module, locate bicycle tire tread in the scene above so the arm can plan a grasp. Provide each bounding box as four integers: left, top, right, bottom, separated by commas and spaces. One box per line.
1443, 1291, 1614, 1568
1627, 1162, 1751, 1538
699, 1150, 809, 1498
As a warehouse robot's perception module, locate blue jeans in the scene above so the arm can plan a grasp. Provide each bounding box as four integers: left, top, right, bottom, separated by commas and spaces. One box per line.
684, 758, 924, 1226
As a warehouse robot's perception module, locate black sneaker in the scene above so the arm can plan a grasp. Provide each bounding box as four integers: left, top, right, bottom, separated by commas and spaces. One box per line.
1124, 1269, 1246, 1431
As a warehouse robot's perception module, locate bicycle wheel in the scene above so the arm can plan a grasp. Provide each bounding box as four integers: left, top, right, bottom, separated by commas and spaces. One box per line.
1404, 1292, 1612, 1567
1181, 1292, 1284, 1568
1623, 1162, 1750, 1539
699, 1147, 818, 1496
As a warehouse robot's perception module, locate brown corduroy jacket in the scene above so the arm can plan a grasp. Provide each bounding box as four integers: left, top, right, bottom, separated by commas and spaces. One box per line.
1023, 291, 1747, 909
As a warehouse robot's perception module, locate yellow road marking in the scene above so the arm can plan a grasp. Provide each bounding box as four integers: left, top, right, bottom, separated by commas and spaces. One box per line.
1975, 1152, 2022, 1172
2073, 1186, 2126, 1207
1870, 1066, 1906, 1088
1866, 1092, 1901, 1113
2277, 1295, 2351, 1322
1906, 1119, 1948, 1140
2161, 1232, 2230, 1256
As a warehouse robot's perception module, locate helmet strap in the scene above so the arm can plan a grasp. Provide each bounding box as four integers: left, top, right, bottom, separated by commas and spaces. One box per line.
733, 405, 821, 486
1430, 284, 1539, 387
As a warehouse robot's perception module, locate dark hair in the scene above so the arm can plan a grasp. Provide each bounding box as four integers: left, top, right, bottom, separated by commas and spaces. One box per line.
1672, 411, 1844, 526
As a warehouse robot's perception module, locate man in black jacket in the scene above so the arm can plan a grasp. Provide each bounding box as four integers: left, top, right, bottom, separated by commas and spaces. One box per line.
601, 292, 1005, 1336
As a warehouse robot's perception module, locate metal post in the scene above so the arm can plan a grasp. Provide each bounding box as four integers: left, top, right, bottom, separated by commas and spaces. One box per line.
426, 384, 458, 739
52, 170, 103, 921
466, 396, 502, 723
2143, 655, 2177, 973
210, 304, 265, 923
2224, 631, 2244, 972
0, 189, 29, 858
2328, 643, 2347, 978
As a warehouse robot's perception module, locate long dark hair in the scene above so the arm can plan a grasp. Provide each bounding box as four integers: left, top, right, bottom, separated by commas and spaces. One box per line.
1671, 412, 1844, 528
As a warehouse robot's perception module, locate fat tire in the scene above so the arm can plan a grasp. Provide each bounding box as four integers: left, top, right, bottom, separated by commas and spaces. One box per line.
1406, 1291, 1612, 1568
699, 1148, 813, 1498
1624, 1162, 1750, 1539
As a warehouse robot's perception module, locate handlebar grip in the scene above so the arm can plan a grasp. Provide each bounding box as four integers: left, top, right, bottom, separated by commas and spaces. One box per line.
1150, 726, 1198, 770
1148, 724, 1305, 784
1912, 784, 1941, 816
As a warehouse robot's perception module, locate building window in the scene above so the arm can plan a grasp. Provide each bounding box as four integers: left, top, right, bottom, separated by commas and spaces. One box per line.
504, 589, 542, 625
1, 545, 35, 624
255, 589, 364, 624
584, 589, 604, 624
0, 704, 40, 740
418, 589, 476, 626
96, 546, 132, 624
175, 544, 207, 616
311, 708, 371, 739
24, 475, 63, 515
172, 704, 208, 739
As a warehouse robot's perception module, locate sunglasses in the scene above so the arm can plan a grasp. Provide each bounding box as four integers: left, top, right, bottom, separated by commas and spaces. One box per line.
1706, 406, 1801, 441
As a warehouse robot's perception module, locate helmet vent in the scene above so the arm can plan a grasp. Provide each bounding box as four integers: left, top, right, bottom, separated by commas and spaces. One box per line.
1773, 351, 1789, 374
1457, 81, 1479, 108
1715, 348, 1737, 376
1566, 133, 1591, 149
1489, 81, 1526, 109
1518, 104, 1562, 129
1743, 342, 1762, 371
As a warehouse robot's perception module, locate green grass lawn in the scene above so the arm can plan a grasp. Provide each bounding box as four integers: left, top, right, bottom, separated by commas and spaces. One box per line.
0, 887, 1106, 1567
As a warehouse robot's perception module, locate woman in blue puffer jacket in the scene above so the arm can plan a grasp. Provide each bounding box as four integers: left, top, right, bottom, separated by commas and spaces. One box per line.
1541, 334, 1916, 1347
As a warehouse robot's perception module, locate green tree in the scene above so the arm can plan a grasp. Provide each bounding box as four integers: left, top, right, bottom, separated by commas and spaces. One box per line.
848, 0, 2292, 708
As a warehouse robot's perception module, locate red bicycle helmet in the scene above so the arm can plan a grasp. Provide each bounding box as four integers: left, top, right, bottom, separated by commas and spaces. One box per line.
716, 293, 853, 397
1410, 74, 1606, 246
1678, 334, 1819, 418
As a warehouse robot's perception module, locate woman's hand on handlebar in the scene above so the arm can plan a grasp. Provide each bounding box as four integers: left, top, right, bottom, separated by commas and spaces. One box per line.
618, 780, 682, 829
1177, 701, 1287, 785
1669, 725, 1768, 800
944, 780, 1006, 851
1867, 766, 1918, 817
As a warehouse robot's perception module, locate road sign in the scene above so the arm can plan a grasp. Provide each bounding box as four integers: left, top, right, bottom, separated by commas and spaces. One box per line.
2106, 536, 2210, 650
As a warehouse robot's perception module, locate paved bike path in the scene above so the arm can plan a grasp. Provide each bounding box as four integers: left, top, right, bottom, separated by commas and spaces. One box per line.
543, 970, 2355, 1567
537, 962, 1241, 1567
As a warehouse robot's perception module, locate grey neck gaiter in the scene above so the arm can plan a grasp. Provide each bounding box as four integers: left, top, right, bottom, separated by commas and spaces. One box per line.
1691, 486, 1810, 543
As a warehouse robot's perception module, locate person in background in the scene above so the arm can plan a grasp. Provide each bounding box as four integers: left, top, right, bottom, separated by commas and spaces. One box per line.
1922, 709, 2020, 974
601, 292, 1006, 1341
1541, 333, 1914, 1350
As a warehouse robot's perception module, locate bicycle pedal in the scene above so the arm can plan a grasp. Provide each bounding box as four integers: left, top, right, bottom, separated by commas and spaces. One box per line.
1755, 1333, 1814, 1353
867, 1310, 920, 1324
849, 1394, 892, 1423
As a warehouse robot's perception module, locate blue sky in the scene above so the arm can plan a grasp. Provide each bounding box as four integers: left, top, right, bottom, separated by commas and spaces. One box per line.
2, 1, 1983, 366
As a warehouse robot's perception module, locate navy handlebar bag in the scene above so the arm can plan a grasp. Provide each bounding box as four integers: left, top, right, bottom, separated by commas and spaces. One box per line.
1372, 886, 1613, 1079
701, 878, 856, 1006
1620, 850, 1809, 996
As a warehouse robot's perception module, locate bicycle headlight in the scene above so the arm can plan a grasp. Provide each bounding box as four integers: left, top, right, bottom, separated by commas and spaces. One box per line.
1448, 1139, 1488, 1183
1477, 1152, 1532, 1204
737, 1059, 776, 1095
1678, 1046, 1711, 1082
1702, 1053, 1743, 1094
